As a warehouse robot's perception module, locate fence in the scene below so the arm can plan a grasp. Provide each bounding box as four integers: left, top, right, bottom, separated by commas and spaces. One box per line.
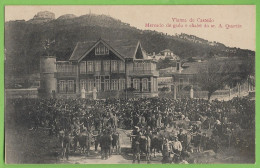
159, 81, 250, 100
5, 88, 38, 99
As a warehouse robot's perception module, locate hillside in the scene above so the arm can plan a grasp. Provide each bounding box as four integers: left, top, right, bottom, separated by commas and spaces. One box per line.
4, 11, 255, 76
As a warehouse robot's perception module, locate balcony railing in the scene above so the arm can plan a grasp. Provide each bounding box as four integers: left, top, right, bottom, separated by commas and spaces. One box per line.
55, 72, 77, 77
80, 70, 125, 75
129, 70, 159, 76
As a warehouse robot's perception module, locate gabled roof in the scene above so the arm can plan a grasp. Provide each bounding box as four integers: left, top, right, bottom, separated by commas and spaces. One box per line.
69, 41, 96, 61
69, 39, 142, 61
107, 39, 140, 59
160, 49, 172, 53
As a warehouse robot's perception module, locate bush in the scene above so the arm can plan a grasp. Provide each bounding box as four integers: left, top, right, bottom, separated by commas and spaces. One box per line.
159, 87, 170, 92
124, 87, 136, 92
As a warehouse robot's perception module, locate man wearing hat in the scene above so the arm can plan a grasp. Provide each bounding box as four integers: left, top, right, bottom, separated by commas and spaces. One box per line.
177, 128, 185, 145
170, 135, 183, 163
132, 127, 141, 163
161, 137, 171, 163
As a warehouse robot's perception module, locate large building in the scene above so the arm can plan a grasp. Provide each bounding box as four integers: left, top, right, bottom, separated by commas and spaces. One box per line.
148, 49, 180, 61
39, 38, 159, 99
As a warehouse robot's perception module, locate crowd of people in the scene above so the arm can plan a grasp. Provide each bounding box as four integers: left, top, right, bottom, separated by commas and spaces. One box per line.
8, 96, 255, 163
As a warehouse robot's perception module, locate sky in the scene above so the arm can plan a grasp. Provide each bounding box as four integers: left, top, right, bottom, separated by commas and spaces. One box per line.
5, 5, 256, 51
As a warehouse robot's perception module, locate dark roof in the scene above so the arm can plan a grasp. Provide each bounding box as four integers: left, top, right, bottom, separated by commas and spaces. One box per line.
191, 56, 204, 60
69, 41, 96, 61
160, 49, 172, 53
69, 39, 141, 61
182, 62, 193, 67
180, 61, 208, 74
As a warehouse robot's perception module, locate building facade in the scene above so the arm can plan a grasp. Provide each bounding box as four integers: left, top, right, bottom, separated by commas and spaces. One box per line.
40, 39, 159, 99
149, 49, 180, 61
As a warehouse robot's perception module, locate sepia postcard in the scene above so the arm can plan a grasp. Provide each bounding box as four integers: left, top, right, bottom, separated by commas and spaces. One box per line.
4, 5, 256, 164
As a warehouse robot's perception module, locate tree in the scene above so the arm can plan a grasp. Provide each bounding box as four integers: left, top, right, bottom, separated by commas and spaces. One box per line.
196, 59, 233, 100
238, 56, 255, 85
224, 56, 255, 88
157, 57, 174, 69
42, 39, 55, 56
159, 86, 170, 92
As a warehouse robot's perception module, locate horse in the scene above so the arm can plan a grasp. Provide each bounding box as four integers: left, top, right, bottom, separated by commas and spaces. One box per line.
190, 133, 202, 153
139, 135, 151, 163
150, 133, 163, 158
59, 130, 73, 160
132, 134, 151, 163
112, 132, 121, 154
72, 129, 81, 152
100, 132, 112, 159
179, 132, 192, 152
78, 130, 91, 156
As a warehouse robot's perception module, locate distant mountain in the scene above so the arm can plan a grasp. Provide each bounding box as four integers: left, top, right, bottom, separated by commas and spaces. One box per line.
28, 11, 55, 24
57, 14, 76, 20
4, 11, 255, 76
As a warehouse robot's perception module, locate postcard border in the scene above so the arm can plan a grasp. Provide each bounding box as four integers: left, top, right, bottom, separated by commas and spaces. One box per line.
0, 0, 259, 168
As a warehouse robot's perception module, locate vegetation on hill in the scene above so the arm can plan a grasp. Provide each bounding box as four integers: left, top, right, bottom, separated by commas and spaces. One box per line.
5, 12, 255, 77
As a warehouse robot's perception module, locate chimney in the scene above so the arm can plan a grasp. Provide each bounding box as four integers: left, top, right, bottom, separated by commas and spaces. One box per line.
177, 61, 181, 72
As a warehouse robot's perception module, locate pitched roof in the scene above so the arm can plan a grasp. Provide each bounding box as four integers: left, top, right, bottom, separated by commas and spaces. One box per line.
180, 61, 208, 74
69, 41, 96, 61
160, 49, 172, 53
69, 39, 141, 61
105, 39, 140, 59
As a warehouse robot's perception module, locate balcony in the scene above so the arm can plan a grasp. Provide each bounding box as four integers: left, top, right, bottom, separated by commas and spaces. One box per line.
129, 70, 159, 77
55, 72, 77, 78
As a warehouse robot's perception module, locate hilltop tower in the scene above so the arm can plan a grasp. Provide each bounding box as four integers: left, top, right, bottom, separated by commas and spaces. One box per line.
39, 56, 57, 98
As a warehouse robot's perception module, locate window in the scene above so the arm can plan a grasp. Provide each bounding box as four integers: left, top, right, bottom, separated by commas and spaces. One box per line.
95, 43, 109, 55
95, 61, 101, 72
154, 78, 158, 92
62, 64, 65, 72
80, 80, 86, 90
87, 80, 94, 91
133, 78, 140, 91
111, 60, 118, 72
63, 64, 67, 72
87, 61, 93, 73
179, 78, 184, 90
57, 64, 62, 72
104, 79, 110, 91
144, 62, 150, 71
134, 62, 144, 72
80, 61, 86, 74
127, 78, 131, 88
67, 80, 74, 92
95, 79, 101, 91
119, 79, 125, 90
111, 79, 118, 90
103, 60, 110, 72
59, 80, 66, 93
119, 61, 125, 72
70, 64, 77, 73
142, 78, 148, 91
189, 78, 193, 84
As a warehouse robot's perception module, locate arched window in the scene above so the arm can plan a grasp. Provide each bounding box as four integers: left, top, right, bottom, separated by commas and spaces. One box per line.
133, 78, 140, 91
142, 78, 148, 91
95, 43, 109, 55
